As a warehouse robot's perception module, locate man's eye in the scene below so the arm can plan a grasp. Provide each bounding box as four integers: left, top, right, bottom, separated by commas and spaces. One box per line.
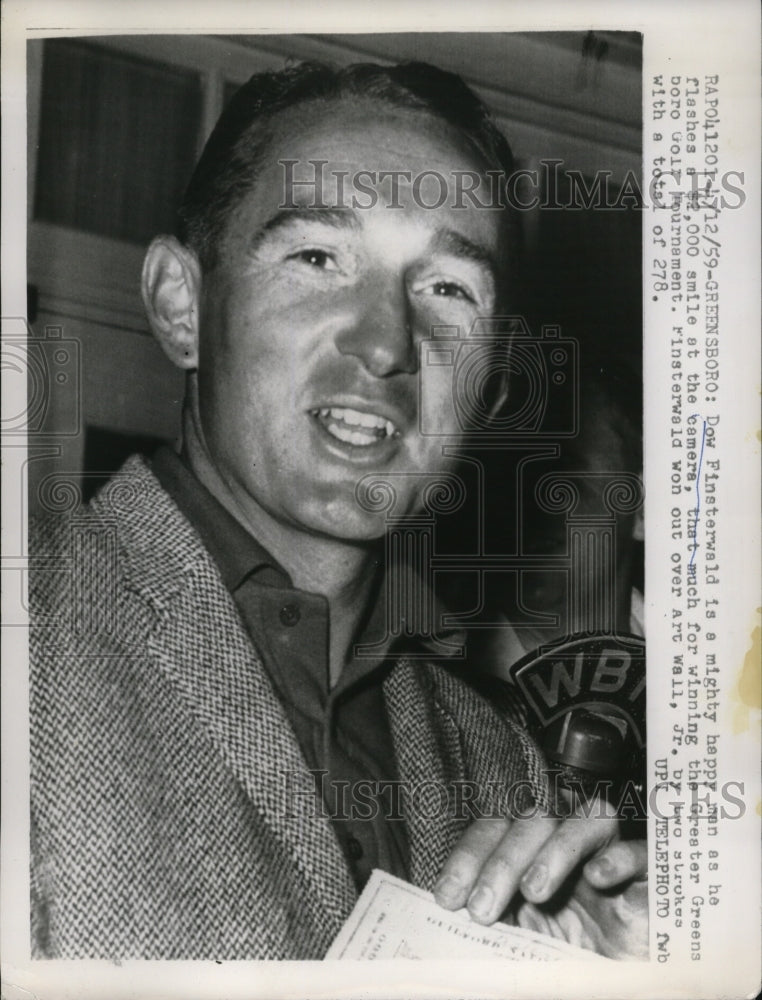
289, 248, 337, 270
426, 280, 475, 302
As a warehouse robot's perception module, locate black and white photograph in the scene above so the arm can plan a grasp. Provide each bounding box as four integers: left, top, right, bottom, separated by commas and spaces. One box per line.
2, 3, 760, 999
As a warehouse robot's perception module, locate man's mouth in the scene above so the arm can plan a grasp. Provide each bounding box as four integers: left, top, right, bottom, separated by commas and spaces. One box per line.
310, 406, 400, 447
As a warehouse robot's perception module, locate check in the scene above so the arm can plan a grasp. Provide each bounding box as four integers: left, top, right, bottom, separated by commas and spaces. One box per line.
326, 870, 611, 961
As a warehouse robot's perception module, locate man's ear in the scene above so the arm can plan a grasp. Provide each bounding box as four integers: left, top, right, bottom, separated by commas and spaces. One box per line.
141, 236, 202, 370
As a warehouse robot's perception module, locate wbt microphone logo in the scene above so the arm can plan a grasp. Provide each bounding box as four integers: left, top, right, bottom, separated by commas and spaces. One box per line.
509, 633, 646, 799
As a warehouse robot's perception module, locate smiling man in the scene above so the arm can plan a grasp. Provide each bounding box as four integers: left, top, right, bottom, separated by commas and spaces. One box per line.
30, 61, 646, 960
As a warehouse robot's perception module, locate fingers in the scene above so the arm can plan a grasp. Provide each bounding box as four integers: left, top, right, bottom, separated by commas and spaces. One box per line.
434, 798, 624, 926
518, 900, 595, 952
517, 799, 620, 906
584, 838, 648, 889
568, 865, 649, 959
467, 815, 558, 922
433, 817, 513, 910
434, 814, 558, 923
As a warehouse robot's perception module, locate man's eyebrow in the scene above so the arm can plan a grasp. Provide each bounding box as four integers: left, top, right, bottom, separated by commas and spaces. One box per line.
249, 206, 359, 254
431, 228, 499, 279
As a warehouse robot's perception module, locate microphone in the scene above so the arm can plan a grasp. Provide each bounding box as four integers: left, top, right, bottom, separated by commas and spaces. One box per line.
507, 633, 646, 820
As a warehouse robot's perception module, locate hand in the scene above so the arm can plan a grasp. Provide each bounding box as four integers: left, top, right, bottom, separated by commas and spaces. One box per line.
432, 800, 648, 959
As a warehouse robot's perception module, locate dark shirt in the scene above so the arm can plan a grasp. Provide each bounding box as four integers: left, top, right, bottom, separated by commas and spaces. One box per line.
151, 447, 462, 889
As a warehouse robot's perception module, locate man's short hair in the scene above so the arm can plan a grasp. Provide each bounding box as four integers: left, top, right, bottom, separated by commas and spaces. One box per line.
176, 60, 517, 273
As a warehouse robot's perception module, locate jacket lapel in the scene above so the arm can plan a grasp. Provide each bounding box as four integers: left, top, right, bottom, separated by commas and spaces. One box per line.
384, 659, 469, 890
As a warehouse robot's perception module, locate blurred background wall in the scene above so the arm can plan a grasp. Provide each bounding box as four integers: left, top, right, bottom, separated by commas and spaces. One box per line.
25, 31, 642, 515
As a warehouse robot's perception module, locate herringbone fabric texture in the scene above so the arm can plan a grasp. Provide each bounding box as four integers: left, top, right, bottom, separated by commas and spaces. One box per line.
30, 455, 548, 959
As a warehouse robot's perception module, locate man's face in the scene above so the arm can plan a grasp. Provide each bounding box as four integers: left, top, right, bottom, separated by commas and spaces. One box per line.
195, 98, 507, 541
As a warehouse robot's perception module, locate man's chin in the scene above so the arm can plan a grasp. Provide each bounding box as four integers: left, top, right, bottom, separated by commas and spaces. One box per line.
291, 469, 442, 543
301, 505, 390, 545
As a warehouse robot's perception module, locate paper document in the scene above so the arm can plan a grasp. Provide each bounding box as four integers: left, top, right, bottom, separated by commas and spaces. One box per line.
326, 870, 610, 961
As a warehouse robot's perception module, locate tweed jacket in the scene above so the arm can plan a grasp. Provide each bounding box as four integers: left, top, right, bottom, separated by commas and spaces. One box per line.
30, 455, 549, 960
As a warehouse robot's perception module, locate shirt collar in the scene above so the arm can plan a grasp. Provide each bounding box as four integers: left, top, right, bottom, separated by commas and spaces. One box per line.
150, 445, 287, 592
150, 445, 464, 659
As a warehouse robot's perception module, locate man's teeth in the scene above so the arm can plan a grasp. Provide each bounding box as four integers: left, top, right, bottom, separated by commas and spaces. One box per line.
312, 406, 398, 445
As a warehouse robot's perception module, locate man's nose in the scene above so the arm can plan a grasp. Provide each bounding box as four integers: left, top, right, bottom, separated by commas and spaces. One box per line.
334, 275, 418, 378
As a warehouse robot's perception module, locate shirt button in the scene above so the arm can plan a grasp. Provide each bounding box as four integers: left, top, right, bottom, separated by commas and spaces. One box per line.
345, 835, 364, 862
279, 603, 301, 627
